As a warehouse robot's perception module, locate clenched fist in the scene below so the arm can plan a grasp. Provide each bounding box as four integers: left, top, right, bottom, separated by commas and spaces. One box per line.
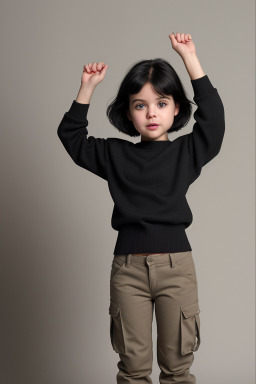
169, 32, 196, 58
81, 61, 109, 88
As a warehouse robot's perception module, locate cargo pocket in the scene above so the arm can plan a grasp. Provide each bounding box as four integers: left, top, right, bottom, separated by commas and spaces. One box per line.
180, 301, 201, 355
109, 300, 126, 354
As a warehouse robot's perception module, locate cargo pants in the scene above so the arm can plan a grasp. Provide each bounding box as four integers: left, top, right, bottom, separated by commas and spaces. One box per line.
109, 251, 201, 384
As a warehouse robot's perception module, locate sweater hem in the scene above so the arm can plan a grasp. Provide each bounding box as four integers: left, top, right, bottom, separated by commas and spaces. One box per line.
113, 224, 192, 255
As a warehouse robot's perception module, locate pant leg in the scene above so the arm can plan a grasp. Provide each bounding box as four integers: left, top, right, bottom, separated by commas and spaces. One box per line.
109, 254, 154, 384
154, 252, 201, 384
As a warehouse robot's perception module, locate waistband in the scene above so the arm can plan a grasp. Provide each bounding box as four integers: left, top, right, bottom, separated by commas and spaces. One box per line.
113, 251, 192, 267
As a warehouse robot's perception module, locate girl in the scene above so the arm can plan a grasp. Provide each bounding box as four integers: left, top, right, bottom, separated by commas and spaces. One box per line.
57, 32, 225, 384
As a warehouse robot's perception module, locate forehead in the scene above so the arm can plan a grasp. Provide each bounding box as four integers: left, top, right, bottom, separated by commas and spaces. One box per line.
129, 83, 171, 102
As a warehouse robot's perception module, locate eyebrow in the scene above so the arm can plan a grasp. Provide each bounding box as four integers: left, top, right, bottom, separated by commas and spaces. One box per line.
132, 96, 171, 104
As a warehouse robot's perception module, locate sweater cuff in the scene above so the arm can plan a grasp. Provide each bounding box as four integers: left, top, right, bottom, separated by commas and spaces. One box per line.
190, 75, 215, 96
67, 100, 90, 120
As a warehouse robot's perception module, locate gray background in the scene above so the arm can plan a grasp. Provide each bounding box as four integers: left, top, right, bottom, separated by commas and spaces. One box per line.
1, 1, 255, 383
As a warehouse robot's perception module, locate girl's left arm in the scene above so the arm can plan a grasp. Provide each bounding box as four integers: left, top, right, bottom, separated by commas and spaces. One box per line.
185, 73, 225, 178
169, 32, 205, 80
169, 33, 225, 177
182, 53, 205, 80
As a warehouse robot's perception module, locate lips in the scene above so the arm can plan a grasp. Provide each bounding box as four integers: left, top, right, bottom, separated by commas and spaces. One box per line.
147, 124, 159, 127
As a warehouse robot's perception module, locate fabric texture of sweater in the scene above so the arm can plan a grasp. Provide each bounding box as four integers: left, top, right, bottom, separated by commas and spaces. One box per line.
57, 75, 225, 255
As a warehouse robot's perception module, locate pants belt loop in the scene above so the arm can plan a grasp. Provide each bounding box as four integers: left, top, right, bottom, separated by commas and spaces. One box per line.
169, 253, 176, 268
126, 254, 131, 267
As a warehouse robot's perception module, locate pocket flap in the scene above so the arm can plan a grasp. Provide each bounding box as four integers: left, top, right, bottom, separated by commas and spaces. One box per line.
109, 301, 120, 318
181, 302, 200, 318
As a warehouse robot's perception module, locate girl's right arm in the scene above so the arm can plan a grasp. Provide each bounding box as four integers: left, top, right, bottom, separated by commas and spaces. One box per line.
57, 62, 110, 181
76, 61, 108, 103
75, 83, 95, 104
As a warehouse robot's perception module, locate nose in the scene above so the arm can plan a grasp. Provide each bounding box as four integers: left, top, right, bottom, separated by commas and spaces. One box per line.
147, 108, 157, 118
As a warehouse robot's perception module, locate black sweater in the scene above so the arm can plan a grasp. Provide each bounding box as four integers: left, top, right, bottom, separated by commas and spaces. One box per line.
57, 75, 225, 255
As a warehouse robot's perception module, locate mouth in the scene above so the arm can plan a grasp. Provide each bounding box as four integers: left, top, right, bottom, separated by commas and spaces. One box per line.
147, 123, 158, 130
146, 124, 159, 130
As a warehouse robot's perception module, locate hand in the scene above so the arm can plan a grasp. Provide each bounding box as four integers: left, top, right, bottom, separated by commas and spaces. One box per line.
169, 32, 196, 58
81, 61, 108, 88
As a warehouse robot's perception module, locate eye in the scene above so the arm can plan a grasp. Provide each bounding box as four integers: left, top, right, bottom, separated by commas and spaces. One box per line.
135, 104, 145, 109
135, 102, 167, 110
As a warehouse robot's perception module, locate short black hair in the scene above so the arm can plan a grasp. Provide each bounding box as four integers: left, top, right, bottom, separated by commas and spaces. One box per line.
106, 58, 196, 137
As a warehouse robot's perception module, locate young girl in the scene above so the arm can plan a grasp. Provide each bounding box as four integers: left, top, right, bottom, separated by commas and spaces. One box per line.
57, 32, 225, 384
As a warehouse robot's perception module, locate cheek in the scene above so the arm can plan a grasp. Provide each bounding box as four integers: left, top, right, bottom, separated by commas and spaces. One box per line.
163, 108, 175, 121
133, 113, 144, 126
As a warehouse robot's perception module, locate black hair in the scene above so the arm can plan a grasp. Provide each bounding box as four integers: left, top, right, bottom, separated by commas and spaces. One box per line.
106, 58, 196, 137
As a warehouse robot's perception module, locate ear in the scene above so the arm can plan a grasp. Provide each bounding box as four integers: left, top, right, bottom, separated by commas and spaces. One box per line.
174, 103, 180, 117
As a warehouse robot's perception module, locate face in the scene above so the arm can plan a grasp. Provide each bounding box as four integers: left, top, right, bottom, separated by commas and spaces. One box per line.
127, 82, 179, 141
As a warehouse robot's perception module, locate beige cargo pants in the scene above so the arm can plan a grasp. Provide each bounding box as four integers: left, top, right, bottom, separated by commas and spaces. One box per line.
109, 251, 201, 384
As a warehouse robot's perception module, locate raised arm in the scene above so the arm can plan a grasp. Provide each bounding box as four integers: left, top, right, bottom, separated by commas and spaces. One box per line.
57, 62, 110, 180
169, 32, 225, 176
186, 74, 225, 176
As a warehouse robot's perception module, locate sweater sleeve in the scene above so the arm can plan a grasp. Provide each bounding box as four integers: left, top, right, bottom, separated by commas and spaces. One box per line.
186, 75, 225, 177
57, 100, 108, 180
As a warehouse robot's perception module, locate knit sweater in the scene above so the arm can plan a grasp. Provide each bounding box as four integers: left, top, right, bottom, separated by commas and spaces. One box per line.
57, 75, 225, 255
